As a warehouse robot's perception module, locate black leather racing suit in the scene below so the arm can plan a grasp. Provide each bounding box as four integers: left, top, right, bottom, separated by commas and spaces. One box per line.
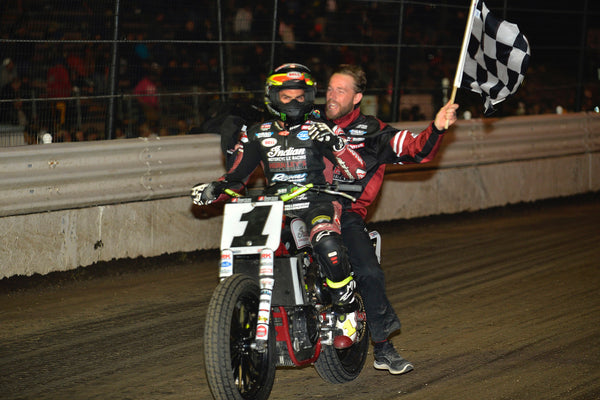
220, 117, 366, 285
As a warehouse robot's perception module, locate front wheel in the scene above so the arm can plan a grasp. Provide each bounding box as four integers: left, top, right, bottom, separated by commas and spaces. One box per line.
204, 274, 276, 400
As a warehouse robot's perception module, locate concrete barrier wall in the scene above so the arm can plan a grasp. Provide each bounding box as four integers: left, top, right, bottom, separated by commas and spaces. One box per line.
1, 113, 598, 278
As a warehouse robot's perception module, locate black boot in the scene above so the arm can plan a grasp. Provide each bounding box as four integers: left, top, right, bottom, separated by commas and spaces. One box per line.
326, 277, 358, 314
327, 276, 359, 349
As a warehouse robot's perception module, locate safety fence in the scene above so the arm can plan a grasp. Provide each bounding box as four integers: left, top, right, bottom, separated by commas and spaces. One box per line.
1, 112, 598, 219
0, 0, 599, 146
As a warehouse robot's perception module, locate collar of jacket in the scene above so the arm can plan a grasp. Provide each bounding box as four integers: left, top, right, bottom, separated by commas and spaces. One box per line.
332, 106, 361, 129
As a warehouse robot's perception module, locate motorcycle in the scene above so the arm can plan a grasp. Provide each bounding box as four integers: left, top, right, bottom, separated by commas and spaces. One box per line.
203, 182, 376, 400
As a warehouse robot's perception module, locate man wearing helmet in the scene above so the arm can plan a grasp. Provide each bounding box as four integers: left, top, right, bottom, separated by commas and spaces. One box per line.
191, 63, 366, 349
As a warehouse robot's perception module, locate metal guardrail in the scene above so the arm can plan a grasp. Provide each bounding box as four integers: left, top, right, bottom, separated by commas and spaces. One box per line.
387, 112, 600, 172
0, 113, 598, 218
0, 134, 225, 217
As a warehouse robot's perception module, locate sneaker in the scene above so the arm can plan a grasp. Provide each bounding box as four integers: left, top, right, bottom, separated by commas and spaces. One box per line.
333, 311, 358, 349
373, 341, 414, 375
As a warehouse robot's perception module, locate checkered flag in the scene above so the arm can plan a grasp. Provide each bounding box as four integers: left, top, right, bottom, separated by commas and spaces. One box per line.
453, 0, 530, 115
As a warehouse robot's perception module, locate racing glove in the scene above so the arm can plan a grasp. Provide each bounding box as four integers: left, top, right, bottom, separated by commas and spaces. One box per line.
308, 122, 346, 152
191, 181, 228, 206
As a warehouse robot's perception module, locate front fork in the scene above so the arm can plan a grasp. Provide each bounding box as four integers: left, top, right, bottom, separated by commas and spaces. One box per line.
220, 248, 275, 353
255, 248, 275, 352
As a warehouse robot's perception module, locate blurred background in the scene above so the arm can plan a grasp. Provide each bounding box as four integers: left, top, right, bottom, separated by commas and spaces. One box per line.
0, 0, 598, 145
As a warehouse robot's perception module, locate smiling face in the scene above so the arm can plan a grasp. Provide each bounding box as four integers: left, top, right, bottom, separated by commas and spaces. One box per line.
325, 73, 363, 120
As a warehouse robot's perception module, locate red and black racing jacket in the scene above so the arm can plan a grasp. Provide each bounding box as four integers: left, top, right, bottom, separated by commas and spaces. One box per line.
323, 106, 446, 219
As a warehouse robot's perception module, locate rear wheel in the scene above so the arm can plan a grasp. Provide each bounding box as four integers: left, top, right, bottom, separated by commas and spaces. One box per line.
204, 274, 276, 400
314, 295, 370, 383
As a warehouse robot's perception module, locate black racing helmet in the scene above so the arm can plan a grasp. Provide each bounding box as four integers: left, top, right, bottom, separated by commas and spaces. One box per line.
265, 63, 317, 124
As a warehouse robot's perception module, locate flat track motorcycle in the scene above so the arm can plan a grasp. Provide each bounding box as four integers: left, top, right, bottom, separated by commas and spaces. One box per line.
203, 183, 376, 400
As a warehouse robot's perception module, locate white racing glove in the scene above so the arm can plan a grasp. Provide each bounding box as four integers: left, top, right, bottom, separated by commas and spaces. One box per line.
308, 122, 346, 152
191, 181, 224, 206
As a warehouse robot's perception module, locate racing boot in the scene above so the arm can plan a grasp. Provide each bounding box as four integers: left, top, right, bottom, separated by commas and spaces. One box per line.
327, 276, 359, 349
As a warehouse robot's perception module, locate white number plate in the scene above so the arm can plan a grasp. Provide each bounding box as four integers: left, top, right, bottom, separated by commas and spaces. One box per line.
220, 201, 284, 254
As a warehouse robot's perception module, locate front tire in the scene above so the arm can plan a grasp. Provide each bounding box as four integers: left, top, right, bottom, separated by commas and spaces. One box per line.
204, 274, 276, 400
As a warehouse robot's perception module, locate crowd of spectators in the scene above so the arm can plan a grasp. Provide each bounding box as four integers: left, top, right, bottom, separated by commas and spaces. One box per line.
0, 0, 597, 144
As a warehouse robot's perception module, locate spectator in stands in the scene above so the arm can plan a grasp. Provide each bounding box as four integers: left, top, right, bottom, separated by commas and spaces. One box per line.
0, 76, 28, 128
85, 126, 103, 141
73, 126, 103, 141
233, 5, 253, 39
134, 63, 160, 110
278, 17, 296, 59
54, 128, 73, 143
47, 56, 71, 98
134, 33, 152, 67
67, 48, 96, 96
176, 18, 201, 63
133, 62, 161, 135
44, 55, 74, 132
0, 58, 18, 90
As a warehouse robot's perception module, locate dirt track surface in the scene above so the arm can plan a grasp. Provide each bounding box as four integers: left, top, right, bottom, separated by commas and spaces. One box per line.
1, 195, 599, 400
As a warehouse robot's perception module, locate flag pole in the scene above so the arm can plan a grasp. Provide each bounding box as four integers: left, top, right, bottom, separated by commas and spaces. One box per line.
446, 0, 479, 128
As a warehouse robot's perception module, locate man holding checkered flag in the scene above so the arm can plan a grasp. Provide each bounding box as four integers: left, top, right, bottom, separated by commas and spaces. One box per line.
450, 0, 531, 116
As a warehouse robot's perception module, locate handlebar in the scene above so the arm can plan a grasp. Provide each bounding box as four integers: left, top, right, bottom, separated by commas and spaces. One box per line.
223, 182, 362, 203
334, 183, 363, 193
280, 182, 362, 203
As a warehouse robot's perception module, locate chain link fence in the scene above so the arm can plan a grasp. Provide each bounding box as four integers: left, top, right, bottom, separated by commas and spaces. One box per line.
1, 0, 598, 146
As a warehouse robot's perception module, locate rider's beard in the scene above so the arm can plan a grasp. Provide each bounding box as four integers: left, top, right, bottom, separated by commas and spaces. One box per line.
326, 99, 354, 121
